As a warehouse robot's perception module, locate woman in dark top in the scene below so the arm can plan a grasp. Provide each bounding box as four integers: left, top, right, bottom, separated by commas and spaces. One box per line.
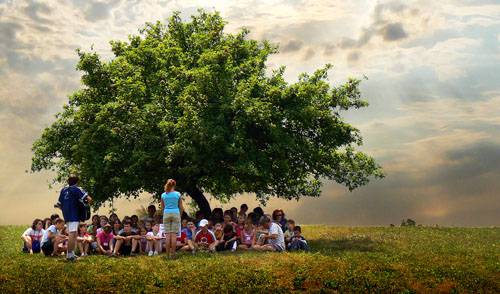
272, 209, 288, 233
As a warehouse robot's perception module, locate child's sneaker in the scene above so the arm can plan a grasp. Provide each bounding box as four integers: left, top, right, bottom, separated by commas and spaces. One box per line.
148, 251, 154, 256
153, 251, 158, 256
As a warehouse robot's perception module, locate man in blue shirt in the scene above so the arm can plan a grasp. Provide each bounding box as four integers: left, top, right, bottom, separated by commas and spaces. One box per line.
56, 174, 92, 261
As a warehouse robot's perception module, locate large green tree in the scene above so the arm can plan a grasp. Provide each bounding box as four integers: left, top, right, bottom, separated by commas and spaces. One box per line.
31, 10, 383, 216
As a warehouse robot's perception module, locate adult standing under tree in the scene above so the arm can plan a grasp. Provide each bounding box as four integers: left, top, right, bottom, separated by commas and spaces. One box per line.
56, 174, 92, 261
161, 179, 184, 259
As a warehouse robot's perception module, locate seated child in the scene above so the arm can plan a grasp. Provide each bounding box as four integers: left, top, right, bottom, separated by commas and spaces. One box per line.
238, 218, 255, 250
95, 215, 109, 235
223, 212, 237, 230
287, 226, 309, 251
130, 215, 139, 230
180, 218, 188, 232
77, 224, 92, 256
21, 218, 44, 254
194, 219, 217, 252
180, 220, 196, 252
137, 226, 149, 254
96, 223, 114, 256
43, 218, 52, 230
255, 224, 269, 246
146, 224, 163, 256
236, 216, 245, 239
175, 229, 189, 251
216, 224, 238, 252
112, 219, 122, 236
144, 221, 153, 233
87, 215, 101, 253
214, 223, 224, 244
41, 218, 67, 256
113, 221, 139, 256
284, 219, 296, 246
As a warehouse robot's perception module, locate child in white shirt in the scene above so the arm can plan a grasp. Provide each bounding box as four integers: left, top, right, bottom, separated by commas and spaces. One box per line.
146, 223, 163, 256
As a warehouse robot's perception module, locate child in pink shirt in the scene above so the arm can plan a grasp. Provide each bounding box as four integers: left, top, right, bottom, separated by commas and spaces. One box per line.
96, 224, 114, 256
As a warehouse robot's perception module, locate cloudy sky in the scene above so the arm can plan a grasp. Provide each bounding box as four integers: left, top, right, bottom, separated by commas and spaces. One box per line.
1, 0, 499, 226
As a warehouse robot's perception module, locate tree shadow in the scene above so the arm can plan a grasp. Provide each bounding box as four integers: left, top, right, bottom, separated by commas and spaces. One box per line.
309, 237, 382, 253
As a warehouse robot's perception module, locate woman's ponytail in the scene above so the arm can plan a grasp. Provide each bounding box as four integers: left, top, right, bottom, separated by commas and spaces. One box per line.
164, 179, 176, 192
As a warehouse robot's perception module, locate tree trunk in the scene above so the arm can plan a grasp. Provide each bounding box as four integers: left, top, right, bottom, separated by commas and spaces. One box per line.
185, 186, 212, 218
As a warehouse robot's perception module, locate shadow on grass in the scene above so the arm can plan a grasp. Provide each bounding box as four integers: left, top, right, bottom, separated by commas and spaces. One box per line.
310, 237, 382, 253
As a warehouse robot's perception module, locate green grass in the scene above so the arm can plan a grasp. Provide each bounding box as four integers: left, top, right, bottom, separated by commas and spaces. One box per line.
1, 225, 499, 293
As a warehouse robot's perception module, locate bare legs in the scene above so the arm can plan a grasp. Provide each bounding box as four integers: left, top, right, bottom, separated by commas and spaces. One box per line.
113, 238, 138, 256
164, 233, 176, 258
252, 244, 276, 251
77, 240, 89, 256
67, 231, 77, 257
22, 236, 33, 254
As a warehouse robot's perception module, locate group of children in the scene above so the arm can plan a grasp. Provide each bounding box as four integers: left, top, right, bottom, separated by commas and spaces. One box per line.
21, 204, 310, 257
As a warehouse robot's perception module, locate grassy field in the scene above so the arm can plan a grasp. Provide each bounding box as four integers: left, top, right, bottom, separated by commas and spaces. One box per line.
0, 225, 498, 293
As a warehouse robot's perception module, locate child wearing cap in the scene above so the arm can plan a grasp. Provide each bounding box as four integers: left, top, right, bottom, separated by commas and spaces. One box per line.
194, 219, 217, 252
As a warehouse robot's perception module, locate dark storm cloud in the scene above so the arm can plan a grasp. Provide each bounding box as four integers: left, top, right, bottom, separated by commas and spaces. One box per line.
379, 23, 407, 41
338, 1, 411, 49
434, 140, 500, 183
286, 139, 500, 226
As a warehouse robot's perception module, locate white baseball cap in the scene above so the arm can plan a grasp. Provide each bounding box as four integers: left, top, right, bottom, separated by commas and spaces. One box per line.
199, 219, 209, 227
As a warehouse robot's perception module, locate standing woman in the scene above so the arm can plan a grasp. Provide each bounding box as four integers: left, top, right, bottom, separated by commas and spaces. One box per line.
160, 179, 184, 259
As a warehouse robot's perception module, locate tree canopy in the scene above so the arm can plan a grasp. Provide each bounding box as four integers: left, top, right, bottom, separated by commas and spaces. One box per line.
31, 10, 384, 216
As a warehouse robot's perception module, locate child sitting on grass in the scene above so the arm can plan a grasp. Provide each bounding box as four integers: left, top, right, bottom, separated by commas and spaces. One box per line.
180, 220, 196, 253
77, 224, 92, 256
284, 219, 296, 247
214, 223, 224, 244
255, 222, 269, 246
238, 218, 255, 250
216, 224, 238, 252
21, 218, 44, 254
236, 215, 245, 239
223, 211, 237, 230
96, 223, 114, 256
113, 221, 139, 257
43, 218, 52, 230
175, 229, 189, 252
146, 223, 163, 256
95, 215, 109, 235
194, 219, 217, 253
287, 226, 309, 251
137, 226, 149, 254
41, 218, 67, 256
